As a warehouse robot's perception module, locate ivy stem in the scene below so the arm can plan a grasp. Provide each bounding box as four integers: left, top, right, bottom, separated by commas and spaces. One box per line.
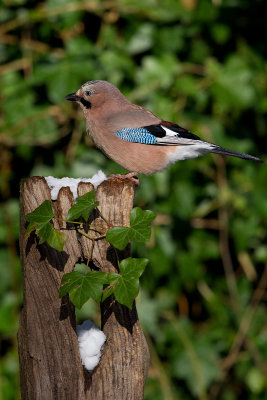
55, 217, 81, 225
84, 240, 95, 275
114, 247, 120, 270
102, 279, 119, 294
96, 207, 113, 228
77, 228, 106, 241
55, 217, 104, 234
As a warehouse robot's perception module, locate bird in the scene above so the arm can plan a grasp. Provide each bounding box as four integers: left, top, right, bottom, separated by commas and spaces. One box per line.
65, 80, 263, 180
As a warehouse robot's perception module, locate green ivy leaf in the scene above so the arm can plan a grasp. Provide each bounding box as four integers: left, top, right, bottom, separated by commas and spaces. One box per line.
106, 207, 156, 250
39, 223, 67, 251
66, 191, 99, 221
103, 258, 149, 309
47, 228, 67, 252
59, 267, 108, 309
25, 200, 54, 237
102, 273, 119, 302
25, 200, 66, 251
106, 227, 130, 250
38, 221, 54, 243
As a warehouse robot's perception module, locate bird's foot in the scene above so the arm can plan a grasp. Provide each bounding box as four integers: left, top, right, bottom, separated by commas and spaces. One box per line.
108, 172, 140, 185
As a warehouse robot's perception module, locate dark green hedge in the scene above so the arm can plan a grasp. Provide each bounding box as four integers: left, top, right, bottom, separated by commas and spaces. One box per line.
0, 0, 266, 398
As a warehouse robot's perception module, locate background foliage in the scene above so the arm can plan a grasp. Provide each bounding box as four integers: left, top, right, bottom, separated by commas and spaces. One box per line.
1, 0, 267, 398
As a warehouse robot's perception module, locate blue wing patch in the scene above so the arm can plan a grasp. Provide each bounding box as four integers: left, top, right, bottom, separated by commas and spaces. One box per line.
115, 127, 157, 144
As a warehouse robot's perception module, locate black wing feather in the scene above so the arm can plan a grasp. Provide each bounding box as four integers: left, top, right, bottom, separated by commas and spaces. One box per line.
143, 123, 201, 140
143, 124, 166, 138
163, 123, 201, 140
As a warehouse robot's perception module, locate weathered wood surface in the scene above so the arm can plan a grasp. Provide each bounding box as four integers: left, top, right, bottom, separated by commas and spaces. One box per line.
18, 176, 149, 400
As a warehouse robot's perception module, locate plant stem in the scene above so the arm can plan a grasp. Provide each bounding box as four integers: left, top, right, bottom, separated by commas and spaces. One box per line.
84, 240, 95, 275
97, 207, 113, 227
114, 247, 120, 270
77, 228, 106, 241
55, 217, 82, 225
55, 217, 104, 234
102, 279, 119, 293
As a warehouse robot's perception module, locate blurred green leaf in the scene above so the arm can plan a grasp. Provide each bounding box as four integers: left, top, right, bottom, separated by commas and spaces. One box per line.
246, 368, 265, 394
1, 0, 267, 398
127, 24, 154, 55
0, 293, 18, 334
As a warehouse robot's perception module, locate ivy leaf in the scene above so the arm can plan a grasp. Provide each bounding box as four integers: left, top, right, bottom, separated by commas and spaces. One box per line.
25, 200, 66, 251
106, 207, 156, 250
46, 227, 67, 252
103, 258, 149, 309
59, 266, 108, 309
25, 200, 54, 237
102, 273, 119, 302
106, 227, 130, 250
66, 191, 99, 221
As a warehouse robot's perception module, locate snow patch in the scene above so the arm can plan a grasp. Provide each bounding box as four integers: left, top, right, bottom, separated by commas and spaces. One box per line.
76, 320, 106, 371
45, 170, 107, 200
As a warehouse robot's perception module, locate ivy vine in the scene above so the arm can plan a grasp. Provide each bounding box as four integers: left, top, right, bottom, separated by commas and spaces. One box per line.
25, 191, 155, 309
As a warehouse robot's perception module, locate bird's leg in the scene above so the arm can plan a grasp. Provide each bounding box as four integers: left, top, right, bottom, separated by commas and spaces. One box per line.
108, 172, 140, 185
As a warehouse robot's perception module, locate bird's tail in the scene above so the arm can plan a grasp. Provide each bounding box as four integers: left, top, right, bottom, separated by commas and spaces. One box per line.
210, 145, 263, 163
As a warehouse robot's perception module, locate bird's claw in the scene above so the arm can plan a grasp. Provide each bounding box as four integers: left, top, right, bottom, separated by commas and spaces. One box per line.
108, 172, 140, 186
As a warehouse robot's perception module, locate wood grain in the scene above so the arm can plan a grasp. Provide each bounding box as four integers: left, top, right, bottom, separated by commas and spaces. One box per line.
18, 177, 149, 400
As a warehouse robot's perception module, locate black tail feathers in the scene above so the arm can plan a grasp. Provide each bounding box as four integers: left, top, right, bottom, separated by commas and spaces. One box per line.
211, 146, 263, 163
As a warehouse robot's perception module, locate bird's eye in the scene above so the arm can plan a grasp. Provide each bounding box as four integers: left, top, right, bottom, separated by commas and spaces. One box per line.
85, 90, 93, 97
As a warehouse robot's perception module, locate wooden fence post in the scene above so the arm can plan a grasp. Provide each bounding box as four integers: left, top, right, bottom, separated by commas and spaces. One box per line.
18, 176, 150, 400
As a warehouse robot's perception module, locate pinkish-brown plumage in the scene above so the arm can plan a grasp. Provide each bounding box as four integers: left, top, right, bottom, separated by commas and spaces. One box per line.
65, 80, 263, 174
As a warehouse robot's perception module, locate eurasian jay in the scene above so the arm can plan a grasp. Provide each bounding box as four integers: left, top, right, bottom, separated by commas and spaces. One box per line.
65, 80, 263, 178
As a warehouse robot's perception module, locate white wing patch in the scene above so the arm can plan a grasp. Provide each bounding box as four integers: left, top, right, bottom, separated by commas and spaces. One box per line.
160, 125, 178, 137
157, 125, 213, 147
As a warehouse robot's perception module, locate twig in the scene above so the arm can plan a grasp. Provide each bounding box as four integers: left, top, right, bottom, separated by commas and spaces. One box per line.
0, 33, 64, 56
215, 156, 240, 313
209, 263, 267, 398
0, 1, 101, 35
0, 58, 31, 75
97, 207, 113, 227
65, 118, 83, 165
102, 279, 119, 294
84, 240, 95, 275
244, 338, 267, 376
0, 106, 63, 138
56, 217, 104, 234
145, 333, 178, 400
114, 247, 120, 270
163, 311, 208, 400
77, 228, 106, 241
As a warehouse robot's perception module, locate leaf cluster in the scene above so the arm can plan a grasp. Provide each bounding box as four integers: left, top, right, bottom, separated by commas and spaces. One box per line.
60, 258, 148, 310
25, 192, 154, 309
25, 200, 67, 251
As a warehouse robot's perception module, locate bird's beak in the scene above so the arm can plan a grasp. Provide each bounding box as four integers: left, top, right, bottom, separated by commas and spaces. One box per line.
65, 92, 80, 102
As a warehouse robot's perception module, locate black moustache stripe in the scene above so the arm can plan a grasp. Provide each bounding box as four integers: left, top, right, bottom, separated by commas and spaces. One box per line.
79, 98, 91, 109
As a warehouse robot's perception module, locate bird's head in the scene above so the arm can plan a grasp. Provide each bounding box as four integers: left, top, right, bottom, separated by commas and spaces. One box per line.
65, 80, 129, 114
